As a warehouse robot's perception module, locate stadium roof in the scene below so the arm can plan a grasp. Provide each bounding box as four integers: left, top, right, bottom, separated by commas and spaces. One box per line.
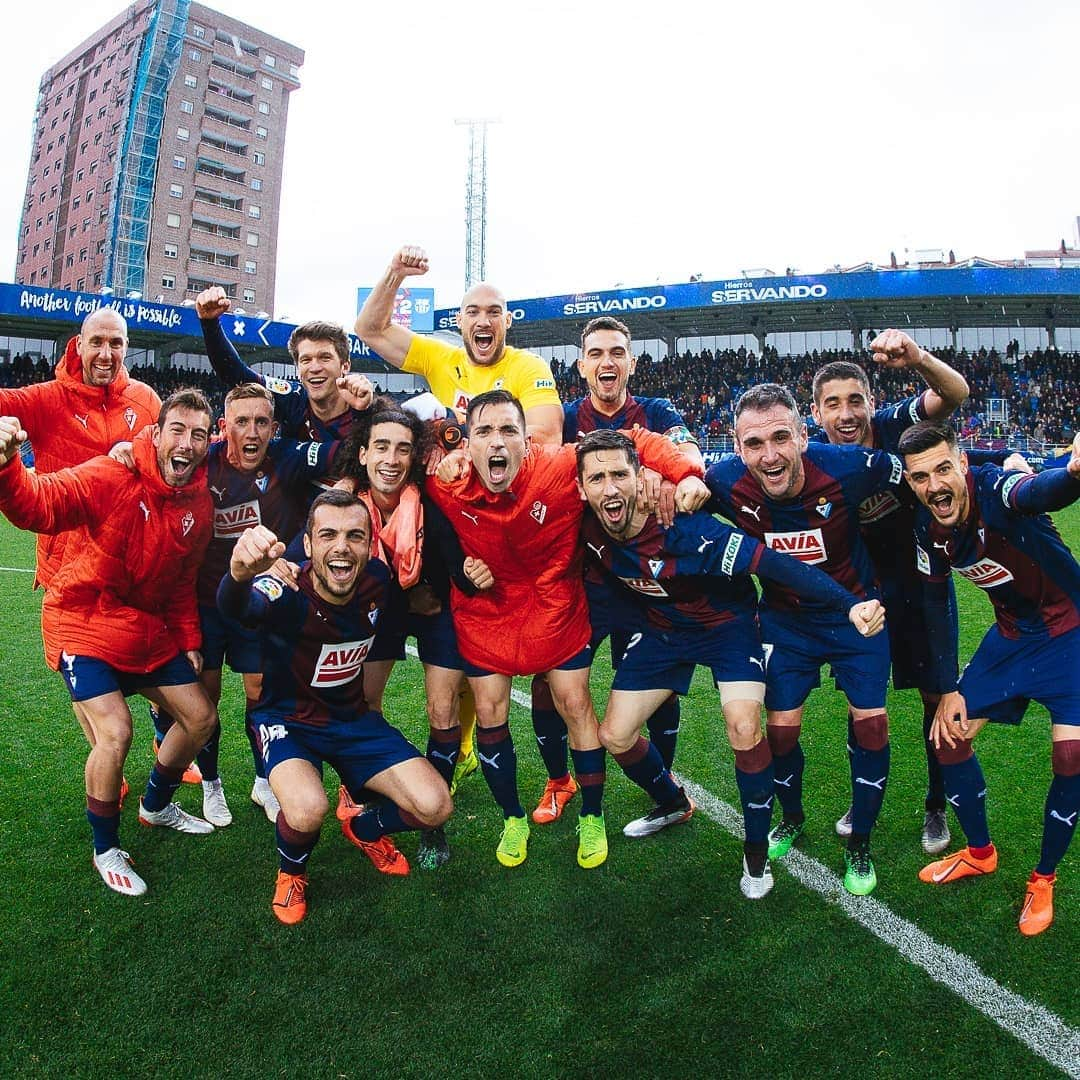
436, 265, 1080, 349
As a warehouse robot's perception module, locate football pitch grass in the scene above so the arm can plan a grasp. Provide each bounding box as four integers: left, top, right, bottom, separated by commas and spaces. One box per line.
0, 514, 1077, 1079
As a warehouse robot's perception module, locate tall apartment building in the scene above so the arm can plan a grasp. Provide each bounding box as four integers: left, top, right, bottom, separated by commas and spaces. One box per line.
15, 0, 303, 315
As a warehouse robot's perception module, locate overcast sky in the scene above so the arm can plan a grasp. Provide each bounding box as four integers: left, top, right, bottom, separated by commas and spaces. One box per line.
4, 1, 1078, 321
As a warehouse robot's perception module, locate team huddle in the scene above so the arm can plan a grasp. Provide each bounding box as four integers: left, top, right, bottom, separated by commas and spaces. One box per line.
2, 243, 1078, 935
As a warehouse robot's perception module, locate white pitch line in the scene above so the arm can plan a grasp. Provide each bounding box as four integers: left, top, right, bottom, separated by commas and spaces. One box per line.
407, 654, 1080, 1073
679, 779, 1080, 1079
0, 565, 34, 573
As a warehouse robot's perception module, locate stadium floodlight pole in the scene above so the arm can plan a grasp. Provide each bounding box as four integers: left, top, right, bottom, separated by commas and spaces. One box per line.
455, 118, 499, 289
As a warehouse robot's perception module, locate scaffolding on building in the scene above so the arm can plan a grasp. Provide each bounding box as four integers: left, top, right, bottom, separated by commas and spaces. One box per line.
105, 0, 190, 296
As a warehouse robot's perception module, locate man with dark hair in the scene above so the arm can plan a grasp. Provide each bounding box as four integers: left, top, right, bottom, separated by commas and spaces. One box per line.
528, 316, 704, 826
218, 491, 452, 924
430, 390, 707, 869
810, 330, 969, 853
332, 404, 477, 870
355, 245, 563, 446
706, 382, 906, 895
154, 382, 342, 826
0, 389, 219, 897
577, 430, 884, 896
196, 287, 373, 445
900, 421, 1080, 935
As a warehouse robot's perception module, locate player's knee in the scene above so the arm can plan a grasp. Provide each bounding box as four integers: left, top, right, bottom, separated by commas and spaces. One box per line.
97, 723, 133, 759
425, 694, 457, 730
280, 788, 328, 832
597, 722, 633, 756
1052, 738, 1080, 776
411, 782, 453, 826
553, 687, 595, 730
852, 712, 889, 751
934, 738, 973, 766
766, 724, 801, 757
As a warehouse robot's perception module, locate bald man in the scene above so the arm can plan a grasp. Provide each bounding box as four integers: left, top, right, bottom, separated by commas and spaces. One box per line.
355, 245, 563, 446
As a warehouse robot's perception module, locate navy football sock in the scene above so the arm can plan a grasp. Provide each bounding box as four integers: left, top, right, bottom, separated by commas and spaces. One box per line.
532, 675, 569, 781
734, 739, 775, 846
427, 724, 461, 789
766, 727, 805, 820
570, 747, 605, 816
142, 761, 184, 812
612, 737, 680, 805
348, 802, 424, 843
922, 698, 946, 811
1037, 772, 1080, 875
476, 723, 525, 819
276, 814, 319, 875
86, 796, 121, 854
850, 714, 889, 834
196, 720, 221, 783
646, 694, 680, 771
940, 755, 991, 849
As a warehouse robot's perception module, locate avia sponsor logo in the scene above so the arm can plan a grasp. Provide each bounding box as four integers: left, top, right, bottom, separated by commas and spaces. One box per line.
764, 528, 827, 565
310, 637, 374, 688
619, 576, 670, 598
213, 499, 261, 539
953, 559, 1014, 589
859, 490, 901, 523
562, 294, 667, 316
711, 282, 828, 305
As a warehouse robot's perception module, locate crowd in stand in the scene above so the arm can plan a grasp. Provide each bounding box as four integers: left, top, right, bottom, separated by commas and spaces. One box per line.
4, 341, 1079, 445
553, 342, 1080, 445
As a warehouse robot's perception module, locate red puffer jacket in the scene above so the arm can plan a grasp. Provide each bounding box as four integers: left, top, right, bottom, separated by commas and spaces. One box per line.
427, 429, 702, 676
0, 427, 211, 673
0, 336, 161, 587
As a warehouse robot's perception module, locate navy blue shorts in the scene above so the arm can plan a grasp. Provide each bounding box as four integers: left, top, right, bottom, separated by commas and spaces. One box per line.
960, 624, 1080, 727
255, 710, 423, 790
199, 603, 262, 674
760, 607, 890, 712
58, 651, 198, 703
462, 642, 594, 680
612, 614, 765, 696
586, 577, 645, 667
880, 577, 955, 692
368, 597, 463, 670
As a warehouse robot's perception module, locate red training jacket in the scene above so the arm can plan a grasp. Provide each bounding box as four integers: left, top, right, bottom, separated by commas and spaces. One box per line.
0, 426, 211, 673
428, 429, 703, 676
0, 336, 161, 587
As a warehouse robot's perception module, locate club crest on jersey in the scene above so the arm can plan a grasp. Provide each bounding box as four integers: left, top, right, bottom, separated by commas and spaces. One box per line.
530, 500, 548, 525
953, 559, 1014, 588
253, 576, 284, 602
621, 576, 669, 597
180, 511, 195, 537
764, 528, 827, 565
310, 638, 374, 688
859, 490, 900, 523
265, 376, 293, 396
367, 605, 380, 626
123, 406, 137, 430
814, 498, 832, 519
214, 499, 261, 539
648, 558, 665, 578
255, 475, 269, 493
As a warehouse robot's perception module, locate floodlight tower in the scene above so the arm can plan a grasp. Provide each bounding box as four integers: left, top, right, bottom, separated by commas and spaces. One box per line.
455, 119, 498, 288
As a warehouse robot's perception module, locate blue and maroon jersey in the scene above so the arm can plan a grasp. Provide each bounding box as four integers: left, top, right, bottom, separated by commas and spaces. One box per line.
563, 395, 688, 444
217, 559, 390, 729
202, 317, 366, 443
915, 465, 1080, 644
581, 509, 857, 633
196, 438, 336, 606
705, 442, 904, 613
